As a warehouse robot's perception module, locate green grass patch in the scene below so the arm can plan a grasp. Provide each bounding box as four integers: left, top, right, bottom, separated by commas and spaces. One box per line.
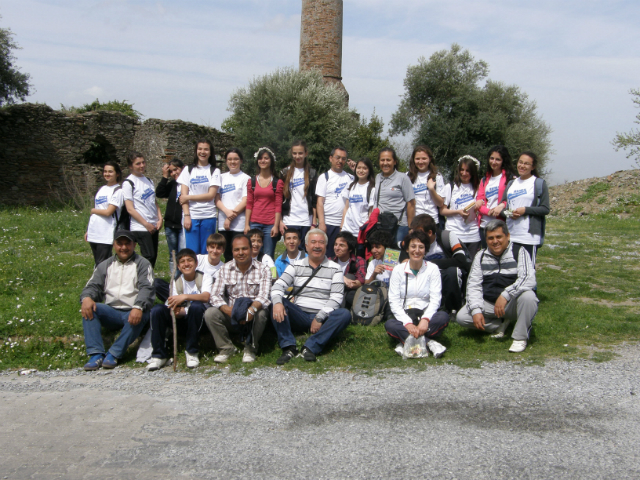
575, 182, 611, 203
1, 206, 639, 372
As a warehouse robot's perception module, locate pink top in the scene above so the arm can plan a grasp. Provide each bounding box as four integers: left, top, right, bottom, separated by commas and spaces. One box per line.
246, 177, 284, 224
475, 169, 511, 226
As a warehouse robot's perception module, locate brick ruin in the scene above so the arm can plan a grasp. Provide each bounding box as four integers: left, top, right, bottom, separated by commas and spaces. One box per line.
0, 104, 233, 205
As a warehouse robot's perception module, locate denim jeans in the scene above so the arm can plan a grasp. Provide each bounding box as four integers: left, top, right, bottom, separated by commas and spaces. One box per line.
396, 226, 409, 250
185, 218, 217, 255
325, 224, 341, 258
165, 226, 185, 272
270, 299, 351, 355
150, 301, 207, 358
82, 303, 150, 358
250, 222, 279, 258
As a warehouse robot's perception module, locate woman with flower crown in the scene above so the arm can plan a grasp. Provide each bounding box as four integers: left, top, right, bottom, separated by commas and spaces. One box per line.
440, 155, 482, 260
244, 146, 284, 258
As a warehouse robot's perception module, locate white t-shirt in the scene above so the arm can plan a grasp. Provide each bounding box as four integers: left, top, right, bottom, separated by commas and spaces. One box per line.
122, 175, 158, 232
341, 181, 374, 236
316, 170, 353, 226
196, 254, 224, 284
337, 258, 350, 275
412, 172, 445, 222
507, 176, 541, 245
366, 258, 391, 287
177, 165, 221, 220
171, 275, 208, 313
87, 184, 123, 244
480, 174, 503, 228
283, 167, 312, 226
218, 171, 250, 232
446, 183, 480, 243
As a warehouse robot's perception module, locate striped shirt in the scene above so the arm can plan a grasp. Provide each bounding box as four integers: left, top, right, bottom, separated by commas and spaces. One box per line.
271, 257, 344, 323
210, 258, 272, 309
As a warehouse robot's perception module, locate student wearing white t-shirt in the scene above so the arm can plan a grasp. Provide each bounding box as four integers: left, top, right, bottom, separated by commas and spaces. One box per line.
122, 152, 163, 267
364, 230, 394, 287
340, 158, 375, 257
178, 139, 221, 255
474, 146, 515, 248
495, 152, 550, 266
280, 140, 319, 252
441, 156, 482, 260
316, 147, 354, 258
85, 161, 124, 266
407, 145, 445, 225
215, 149, 250, 262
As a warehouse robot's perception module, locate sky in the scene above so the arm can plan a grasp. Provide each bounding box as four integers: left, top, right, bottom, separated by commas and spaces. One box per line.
2, 0, 640, 185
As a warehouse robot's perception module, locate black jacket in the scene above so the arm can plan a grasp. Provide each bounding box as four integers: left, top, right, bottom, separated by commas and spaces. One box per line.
156, 177, 182, 229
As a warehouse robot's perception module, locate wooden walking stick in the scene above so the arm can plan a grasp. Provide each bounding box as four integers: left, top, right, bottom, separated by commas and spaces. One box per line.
170, 250, 178, 372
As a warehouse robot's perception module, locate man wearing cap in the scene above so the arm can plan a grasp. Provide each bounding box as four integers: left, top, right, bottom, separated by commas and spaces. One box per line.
80, 230, 155, 370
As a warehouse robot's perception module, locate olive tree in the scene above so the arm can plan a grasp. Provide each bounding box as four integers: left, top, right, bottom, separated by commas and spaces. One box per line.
612, 88, 640, 166
0, 20, 31, 106
390, 44, 552, 177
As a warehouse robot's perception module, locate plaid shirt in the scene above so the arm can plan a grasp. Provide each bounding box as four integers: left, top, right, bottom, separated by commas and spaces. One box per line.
210, 258, 272, 309
329, 254, 366, 287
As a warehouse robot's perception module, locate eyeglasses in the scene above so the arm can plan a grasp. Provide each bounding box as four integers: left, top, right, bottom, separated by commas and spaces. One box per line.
518, 161, 533, 167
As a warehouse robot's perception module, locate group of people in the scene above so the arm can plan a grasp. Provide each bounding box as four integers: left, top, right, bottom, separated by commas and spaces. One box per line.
81, 139, 550, 370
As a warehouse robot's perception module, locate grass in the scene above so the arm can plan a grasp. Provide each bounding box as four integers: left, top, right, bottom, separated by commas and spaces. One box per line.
1, 205, 639, 373
574, 182, 611, 203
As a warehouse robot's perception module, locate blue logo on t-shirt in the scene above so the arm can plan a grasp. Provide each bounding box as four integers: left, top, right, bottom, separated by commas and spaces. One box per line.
455, 193, 474, 209
508, 188, 527, 202
95, 196, 108, 206
220, 184, 236, 195
141, 188, 155, 201
350, 194, 363, 204
291, 178, 305, 189
486, 186, 499, 200
191, 176, 209, 185
413, 183, 427, 194
335, 182, 348, 196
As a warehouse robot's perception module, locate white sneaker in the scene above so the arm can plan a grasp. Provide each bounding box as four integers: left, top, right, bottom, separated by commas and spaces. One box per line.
242, 351, 256, 363
147, 357, 168, 371
509, 340, 527, 353
491, 319, 511, 339
214, 349, 236, 363
394, 343, 404, 356
427, 339, 447, 358
185, 351, 200, 368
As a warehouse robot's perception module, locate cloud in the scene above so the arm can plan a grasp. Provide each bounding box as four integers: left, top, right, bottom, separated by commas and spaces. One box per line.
83, 86, 105, 98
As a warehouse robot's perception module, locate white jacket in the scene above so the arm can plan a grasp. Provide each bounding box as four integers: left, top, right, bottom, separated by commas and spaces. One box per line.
388, 260, 442, 326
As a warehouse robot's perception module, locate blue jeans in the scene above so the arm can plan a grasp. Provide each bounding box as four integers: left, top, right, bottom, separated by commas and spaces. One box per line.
250, 222, 279, 258
270, 299, 351, 355
185, 218, 216, 254
325, 224, 341, 258
82, 303, 150, 358
396, 226, 409, 250
165, 226, 185, 271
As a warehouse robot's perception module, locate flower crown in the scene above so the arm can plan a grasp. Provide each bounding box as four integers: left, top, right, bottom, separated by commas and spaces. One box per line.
457, 155, 480, 170
254, 147, 276, 161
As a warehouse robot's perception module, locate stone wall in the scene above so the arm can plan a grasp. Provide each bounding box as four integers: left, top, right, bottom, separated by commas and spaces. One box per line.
0, 104, 233, 205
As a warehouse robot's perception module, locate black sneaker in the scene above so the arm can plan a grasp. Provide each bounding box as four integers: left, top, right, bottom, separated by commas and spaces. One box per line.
301, 346, 316, 362
276, 347, 298, 365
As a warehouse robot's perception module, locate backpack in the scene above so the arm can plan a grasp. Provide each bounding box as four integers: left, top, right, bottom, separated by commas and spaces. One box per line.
281, 167, 317, 217
187, 164, 217, 176
350, 281, 389, 326
251, 176, 278, 193
114, 180, 134, 231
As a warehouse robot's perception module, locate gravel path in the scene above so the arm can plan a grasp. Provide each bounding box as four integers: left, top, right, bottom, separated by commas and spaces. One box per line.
1, 345, 639, 479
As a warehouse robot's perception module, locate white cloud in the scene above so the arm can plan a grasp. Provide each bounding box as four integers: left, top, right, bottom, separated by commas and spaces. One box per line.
83, 86, 105, 98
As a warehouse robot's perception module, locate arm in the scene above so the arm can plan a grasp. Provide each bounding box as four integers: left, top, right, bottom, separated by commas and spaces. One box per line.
365, 261, 385, 284
339, 199, 349, 229
388, 267, 413, 326
406, 199, 416, 226
427, 178, 444, 208
315, 267, 345, 323
476, 178, 490, 214
185, 185, 218, 203
90, 204, 118, 217
244, 178, 254, 233
155, 174, 172, 198
133, 258, 156, 311
316, 196, 326, 232
209, 268, 228, 309
167, 291, 211, 310
155, 201, 163, 230
502, 247, 537, 302
125, 200, 157, 233
253, 264, 273, 309
354, 257, 366, 285
465, 254, 485, 316
421, 264, 442, 321
523, 179, 550, 217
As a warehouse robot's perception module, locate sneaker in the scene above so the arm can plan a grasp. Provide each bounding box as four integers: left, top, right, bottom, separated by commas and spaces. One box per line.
491, 319, 511, 339
394, 343, 404, 356
185, 352, 199, 368
214, 349, 236, 364
427, 339, 446, 358
147, 358, 168, 371
509, 340, 527, 353
102, 353, 118, 369
276, 347, 298, 365
242, 351, 256, 363
83, 354, 104, 371
301, 346, 317, 362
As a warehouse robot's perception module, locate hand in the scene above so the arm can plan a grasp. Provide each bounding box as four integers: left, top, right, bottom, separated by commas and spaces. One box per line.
406, 323, 420, 339
174, 306, 186, 318
310, 319, 322, 334
344, 277, 356, 289
427, 178, 436, 191
472, 312, 486, 330
167, 294, 187, 310
270, 224, 279, 238
475, 199, 484, 210
374, 264, 385, 276
81, 297, 97, 320
145, 221, 157, 234
84, 232, 88, 242
162, 163, 170, 178
417, 318, 430, 337
318, 222, 327, 233
347, 159, 356, 171
511, 207, 526, 220
458, 209, 470, 219
220, 305, 233, 317
227, 210, 237, 221
241, 310, 254, 325
244, 224, 250, 234
279, 222, 288, 235
272, 303, 286, 323
179, 194, 190, 205
156, 218, 163, 231
489, 204, 505, 217
184, 217, 192, 231
128, 308, 143, 326
494, 296, 508, 318
224, 218, 231, 230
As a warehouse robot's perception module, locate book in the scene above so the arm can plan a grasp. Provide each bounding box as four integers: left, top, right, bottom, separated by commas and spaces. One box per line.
382, 249, 400, 271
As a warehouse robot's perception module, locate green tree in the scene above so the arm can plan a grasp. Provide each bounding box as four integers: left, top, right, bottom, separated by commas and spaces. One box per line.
222, 67, 359, 174
390, 44, 552, 177
0, 20, 31, 106
612, 88, 640, 166
60, 99, 142, 121
350, 110, 393, 172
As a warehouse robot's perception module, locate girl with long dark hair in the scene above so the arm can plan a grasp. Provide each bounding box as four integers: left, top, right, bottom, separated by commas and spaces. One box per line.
407, 145, 445, 223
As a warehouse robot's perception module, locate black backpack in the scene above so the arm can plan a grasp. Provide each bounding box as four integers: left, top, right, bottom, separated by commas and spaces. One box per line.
187, 164, 218, 176
114, 180, 134, 231
350, 281, 389, 326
